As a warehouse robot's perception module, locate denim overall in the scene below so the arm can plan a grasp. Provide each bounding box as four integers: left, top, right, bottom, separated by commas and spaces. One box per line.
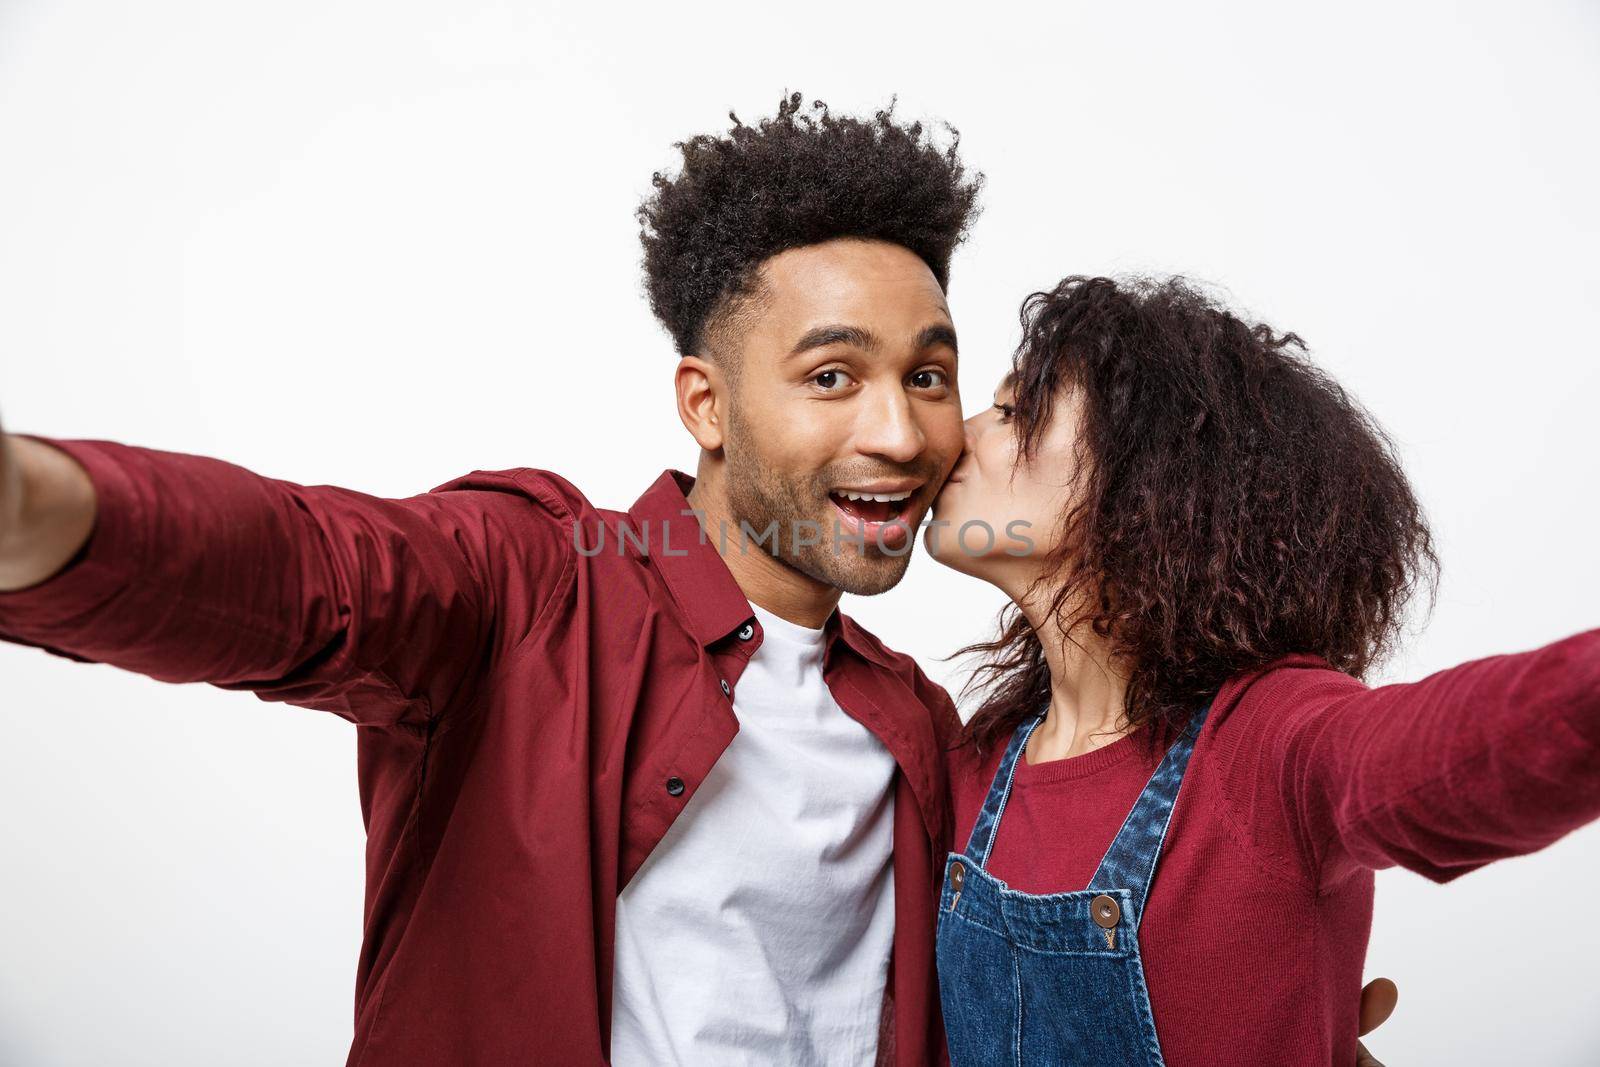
936, 703, 1210, 1067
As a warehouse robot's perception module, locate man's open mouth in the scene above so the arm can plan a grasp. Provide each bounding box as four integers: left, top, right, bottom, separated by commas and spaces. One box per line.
827, 487, 917, 526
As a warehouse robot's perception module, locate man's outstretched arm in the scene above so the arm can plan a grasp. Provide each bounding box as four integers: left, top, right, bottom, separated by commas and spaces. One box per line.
0, 429, 97, 592
0, 417, 571, 729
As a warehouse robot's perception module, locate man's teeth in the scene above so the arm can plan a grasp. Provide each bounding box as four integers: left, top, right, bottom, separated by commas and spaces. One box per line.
835, 490, 912, 503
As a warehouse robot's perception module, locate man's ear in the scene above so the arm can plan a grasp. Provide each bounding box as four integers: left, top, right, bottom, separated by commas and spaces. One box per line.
675, 355, 725, 451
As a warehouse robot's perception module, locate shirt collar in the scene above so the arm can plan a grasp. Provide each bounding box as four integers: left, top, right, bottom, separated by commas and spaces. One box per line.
626, 471, 756, 648
625, 470, 896, 668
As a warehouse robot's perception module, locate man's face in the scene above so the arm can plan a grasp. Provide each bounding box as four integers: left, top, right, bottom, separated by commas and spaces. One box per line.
717, 238, 965, 595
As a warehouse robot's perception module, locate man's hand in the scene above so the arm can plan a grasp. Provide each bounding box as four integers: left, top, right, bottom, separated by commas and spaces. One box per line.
1355, 977, 1399, 1067
0, 419, 19, 544
0, 418, 98, 591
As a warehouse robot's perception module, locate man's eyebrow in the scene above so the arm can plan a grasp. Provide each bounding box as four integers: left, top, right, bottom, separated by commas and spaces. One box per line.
916, 323, 959, 356
789, 324, 879, 357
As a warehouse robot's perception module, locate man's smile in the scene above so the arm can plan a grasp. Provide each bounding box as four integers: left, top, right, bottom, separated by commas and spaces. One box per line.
827, 480, 924, 547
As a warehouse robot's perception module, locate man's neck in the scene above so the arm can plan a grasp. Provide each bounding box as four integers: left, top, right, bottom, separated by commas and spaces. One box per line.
685, 476, 842, 630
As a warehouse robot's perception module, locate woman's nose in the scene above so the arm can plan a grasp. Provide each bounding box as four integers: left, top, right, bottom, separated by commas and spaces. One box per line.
960, 415, 981, 455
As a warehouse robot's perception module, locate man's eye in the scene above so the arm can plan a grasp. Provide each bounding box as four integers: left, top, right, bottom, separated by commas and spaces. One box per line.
909, 369, 948, 390
813, 369, 853, 391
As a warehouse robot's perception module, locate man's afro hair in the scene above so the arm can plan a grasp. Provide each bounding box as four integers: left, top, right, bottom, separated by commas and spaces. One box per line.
638, 92, 983, 356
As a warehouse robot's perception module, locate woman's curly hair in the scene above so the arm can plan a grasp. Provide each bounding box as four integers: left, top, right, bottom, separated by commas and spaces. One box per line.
962, 276, 1438, 752
638, 92, 982, 357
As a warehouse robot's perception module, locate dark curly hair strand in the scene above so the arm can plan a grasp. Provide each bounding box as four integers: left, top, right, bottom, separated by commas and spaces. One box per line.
638, 92, 982, 360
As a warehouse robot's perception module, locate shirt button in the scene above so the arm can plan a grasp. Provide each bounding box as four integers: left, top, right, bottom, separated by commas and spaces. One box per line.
1091, 894, 1121, 929
720, 679, 731, 696
736, 622, 755, 641
665, 776, 685, 797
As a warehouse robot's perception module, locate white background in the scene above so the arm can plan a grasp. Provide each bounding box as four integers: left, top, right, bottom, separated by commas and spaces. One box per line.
1, 1, 1597, 1063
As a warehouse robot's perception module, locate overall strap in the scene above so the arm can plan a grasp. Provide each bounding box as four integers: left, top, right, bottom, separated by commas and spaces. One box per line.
960, 714, 1045, 870
1086, 701, 1213, 906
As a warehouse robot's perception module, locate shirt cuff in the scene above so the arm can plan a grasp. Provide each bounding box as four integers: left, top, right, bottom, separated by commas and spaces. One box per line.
0, 436, 147, 634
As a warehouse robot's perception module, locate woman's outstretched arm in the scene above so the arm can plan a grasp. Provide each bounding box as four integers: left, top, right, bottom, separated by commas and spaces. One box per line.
1213, 629, 1600, 890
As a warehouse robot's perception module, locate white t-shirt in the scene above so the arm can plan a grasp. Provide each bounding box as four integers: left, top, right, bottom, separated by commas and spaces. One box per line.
609, 604, 898, 1066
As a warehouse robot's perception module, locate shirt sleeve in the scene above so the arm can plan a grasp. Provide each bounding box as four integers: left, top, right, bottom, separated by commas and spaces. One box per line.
0, 437, 572, 730
1210, 629, 1600, 891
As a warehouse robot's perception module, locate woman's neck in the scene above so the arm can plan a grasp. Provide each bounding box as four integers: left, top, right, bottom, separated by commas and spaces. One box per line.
1017, 584, 1131, 765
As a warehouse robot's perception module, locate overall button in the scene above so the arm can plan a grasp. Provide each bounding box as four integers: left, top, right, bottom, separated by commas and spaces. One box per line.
665, 776, 685, 797
1091, 894, 1121, 928
719, 679, 731, 696
736, 622, 755, 641
950, 862, 966, 890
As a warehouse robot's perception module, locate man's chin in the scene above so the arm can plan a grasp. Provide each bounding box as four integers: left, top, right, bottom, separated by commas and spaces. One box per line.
795, 544, 916, 597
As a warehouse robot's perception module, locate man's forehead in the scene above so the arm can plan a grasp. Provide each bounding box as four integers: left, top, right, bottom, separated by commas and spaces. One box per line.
758, 239, 953, 332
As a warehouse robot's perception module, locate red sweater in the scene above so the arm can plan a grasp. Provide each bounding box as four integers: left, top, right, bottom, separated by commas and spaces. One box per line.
949, 631, 1600, 1066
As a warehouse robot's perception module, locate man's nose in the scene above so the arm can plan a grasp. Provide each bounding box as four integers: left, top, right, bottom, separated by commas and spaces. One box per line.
855, 386, 927, 464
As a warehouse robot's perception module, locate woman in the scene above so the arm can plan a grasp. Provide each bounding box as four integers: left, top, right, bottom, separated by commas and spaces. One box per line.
926, 275, 1600, 1066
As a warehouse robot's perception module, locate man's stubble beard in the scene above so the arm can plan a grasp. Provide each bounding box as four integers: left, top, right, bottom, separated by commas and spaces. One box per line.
720, 410, 915, 597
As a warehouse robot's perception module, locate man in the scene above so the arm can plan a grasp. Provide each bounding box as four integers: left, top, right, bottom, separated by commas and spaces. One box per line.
1, 93, 974, 1066
0, 94, 1391, 1065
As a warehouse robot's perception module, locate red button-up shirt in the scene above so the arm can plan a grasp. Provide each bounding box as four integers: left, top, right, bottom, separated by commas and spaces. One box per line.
0, 439, 962, 1066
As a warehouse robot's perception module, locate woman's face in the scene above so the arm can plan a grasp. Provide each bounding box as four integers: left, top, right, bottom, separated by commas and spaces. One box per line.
926, 376, 1086, 587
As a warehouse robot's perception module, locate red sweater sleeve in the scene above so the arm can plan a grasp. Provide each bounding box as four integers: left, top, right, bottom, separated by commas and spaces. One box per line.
1211, 629, 1600, 891
0, 437, 571, 729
